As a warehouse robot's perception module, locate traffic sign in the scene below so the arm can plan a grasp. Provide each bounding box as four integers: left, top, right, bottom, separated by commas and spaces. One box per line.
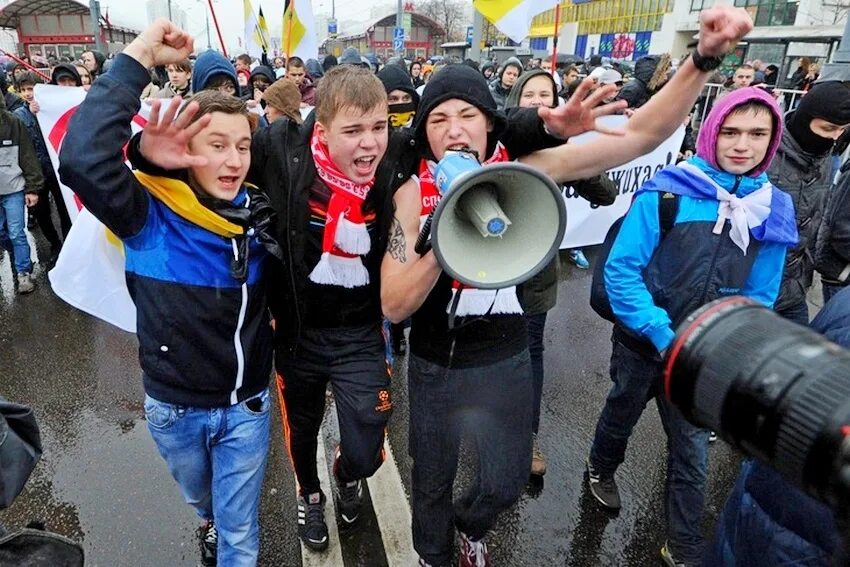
394, 26, 405, 53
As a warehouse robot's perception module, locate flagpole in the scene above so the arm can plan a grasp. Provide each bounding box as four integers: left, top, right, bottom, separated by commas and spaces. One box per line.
207, 0, 228, 57
551, 2, 561, 78
0, 49, 50, 82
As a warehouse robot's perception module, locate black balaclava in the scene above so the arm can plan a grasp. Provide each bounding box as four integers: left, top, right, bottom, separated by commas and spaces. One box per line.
787, 81, 850, 155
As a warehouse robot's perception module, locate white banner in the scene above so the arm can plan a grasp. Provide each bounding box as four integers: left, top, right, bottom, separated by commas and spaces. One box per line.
560, 115, 685, 249
36, 84, 149, 333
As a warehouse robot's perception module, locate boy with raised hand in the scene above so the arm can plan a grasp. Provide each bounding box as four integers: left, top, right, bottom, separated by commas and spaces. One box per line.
381, 6, 755, 566
58, 20, 279, 566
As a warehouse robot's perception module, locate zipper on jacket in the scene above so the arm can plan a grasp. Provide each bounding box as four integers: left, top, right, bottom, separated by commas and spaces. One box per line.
230, 237, 249, 405
698, 175, 741, 305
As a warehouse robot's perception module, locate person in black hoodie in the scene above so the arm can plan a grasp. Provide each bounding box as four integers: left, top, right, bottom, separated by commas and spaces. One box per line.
81, 50, 105, 81
378, 63, 419, 129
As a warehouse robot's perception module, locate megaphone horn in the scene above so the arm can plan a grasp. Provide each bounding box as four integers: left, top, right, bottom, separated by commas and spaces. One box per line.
416, 151, 567, 290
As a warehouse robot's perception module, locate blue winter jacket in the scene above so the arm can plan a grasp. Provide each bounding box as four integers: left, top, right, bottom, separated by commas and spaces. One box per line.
605, 159, 792, 353
58, 53, 274, 408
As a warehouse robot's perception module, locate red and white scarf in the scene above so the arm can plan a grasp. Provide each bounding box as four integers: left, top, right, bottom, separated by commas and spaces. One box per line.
417, 143, 523, 317
309, 125, 374, 288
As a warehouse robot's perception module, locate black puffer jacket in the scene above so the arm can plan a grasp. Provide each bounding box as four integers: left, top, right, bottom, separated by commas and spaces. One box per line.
616, 55, 668, 109
815, 160, 850, 285
765, 121, 833, 312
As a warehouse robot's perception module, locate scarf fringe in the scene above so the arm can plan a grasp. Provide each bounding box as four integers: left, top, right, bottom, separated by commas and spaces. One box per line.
309, 252, 370, 289
335, 217, 372, 255
448, 286, 523, 317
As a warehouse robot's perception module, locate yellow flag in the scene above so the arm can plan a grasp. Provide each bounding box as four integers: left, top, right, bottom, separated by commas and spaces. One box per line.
473, 0, 559, 43
283, 0, 318, 61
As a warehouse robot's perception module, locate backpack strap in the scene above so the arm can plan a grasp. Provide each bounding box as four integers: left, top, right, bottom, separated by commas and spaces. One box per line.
658, 192, 679, 239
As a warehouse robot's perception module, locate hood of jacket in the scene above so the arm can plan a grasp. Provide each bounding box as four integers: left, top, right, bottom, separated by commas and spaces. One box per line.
778, 112, 831, 172
631, 54, 670, 91
50, 63, 82, 86
499, 57, 523, 83
192, 50, 238, 92
504, 68, 557, 109
305, 59, 324, 79
377, 64, 419, 105
249, 65, 275, 84
696, 86, 783, 177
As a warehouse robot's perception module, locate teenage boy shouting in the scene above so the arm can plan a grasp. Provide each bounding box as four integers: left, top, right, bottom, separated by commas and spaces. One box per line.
59, 20, 279, 566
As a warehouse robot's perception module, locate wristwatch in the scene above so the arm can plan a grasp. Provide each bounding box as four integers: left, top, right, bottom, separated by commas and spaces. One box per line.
691, 49, 724, 73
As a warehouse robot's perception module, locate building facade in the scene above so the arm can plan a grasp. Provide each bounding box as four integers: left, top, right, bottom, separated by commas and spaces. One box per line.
324, 11, 445, 60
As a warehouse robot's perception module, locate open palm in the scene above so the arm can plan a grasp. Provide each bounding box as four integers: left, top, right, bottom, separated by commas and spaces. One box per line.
538, 78, 627, 139
139, 96, 211, 170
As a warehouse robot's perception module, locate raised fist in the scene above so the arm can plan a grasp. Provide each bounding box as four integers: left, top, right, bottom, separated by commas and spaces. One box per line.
124, 19, 194, 69
697, 5, 753, 58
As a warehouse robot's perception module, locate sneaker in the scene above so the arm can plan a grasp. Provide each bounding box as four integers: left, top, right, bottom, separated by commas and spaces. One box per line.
569, 249, 590, 269
585, 458, 621, 510
197, 520, 217, 566
337, 479, 364, 526
458, 531, 490, 567
708, 431, 718, 443
660, 541, 687, 567
531, 434, 546, 476
17, 273, 35, 294
297, 492, 329, 551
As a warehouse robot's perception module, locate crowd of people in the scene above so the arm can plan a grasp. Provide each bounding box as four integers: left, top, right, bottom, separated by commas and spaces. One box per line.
3, 4, 850, 567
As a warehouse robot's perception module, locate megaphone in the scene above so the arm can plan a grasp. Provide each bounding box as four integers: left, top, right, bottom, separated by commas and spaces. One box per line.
417, 151, 567, 289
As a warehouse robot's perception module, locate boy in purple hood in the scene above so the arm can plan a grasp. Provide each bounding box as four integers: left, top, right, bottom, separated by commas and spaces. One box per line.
585, 87, 798, 566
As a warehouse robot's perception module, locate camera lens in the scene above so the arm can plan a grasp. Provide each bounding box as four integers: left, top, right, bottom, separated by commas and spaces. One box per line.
664, 297, 850, 508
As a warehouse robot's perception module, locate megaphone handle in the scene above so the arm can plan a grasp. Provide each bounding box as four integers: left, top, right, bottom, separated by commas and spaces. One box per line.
415, 212, 434, 255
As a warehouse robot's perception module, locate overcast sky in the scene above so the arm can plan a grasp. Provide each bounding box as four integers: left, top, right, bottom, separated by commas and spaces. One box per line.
102, 0, 397, 52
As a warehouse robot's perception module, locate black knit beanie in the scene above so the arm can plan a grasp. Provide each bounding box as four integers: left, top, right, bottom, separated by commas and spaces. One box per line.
412, 64, 507, 160
788, 81, 850, 155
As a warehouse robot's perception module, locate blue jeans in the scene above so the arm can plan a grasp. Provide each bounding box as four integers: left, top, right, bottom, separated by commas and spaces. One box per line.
408, 351, 533, 566
589, 340, 709, 564
526, 312, 547, 435
144, 389, 271, 566
0, 191, 33, 274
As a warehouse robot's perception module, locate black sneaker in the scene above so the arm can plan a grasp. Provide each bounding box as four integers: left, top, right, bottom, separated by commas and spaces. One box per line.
586, 458, 621, 510
337, 479, 364, 526
298, 492, 329, 551
197, 520, 217, 566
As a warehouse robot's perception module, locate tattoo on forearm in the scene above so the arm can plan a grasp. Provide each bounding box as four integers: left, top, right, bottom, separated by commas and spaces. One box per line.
389, 217, 407, 263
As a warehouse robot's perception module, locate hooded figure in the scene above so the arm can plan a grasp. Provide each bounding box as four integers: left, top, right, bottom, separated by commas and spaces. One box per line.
488, 56, 523, 110
481, 61, 496, 81
248, 65, 275, 100
321, 54, 338, 73
305, 59, 324, 81
590, 87, 796, 567
49, 63, 83, 88
616, 54, 671, 109
191, 50, 239, 94
377, 64, 419, 129
767, 80, 850, 320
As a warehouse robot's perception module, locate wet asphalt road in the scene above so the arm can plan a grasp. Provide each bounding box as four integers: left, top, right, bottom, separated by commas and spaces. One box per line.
0, 231, 822, 566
